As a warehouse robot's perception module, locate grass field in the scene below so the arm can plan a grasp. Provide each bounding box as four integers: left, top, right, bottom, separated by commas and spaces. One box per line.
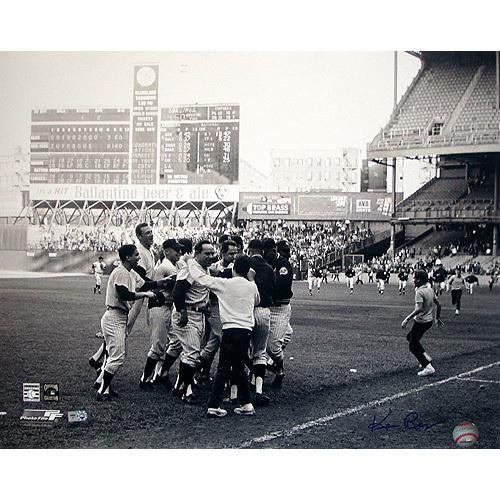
0, 274, 499, 449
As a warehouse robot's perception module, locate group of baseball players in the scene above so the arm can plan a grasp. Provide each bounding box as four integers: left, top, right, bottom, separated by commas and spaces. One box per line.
88, 223, 294, 418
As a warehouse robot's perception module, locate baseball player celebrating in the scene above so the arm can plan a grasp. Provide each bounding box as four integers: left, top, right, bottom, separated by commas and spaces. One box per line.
196, 239, 238, 384
92, 256, 106, 294
247, 238, 275, 406
345, 266, 356, 294
401, 270, 442, 377
139, 238, 183, 390
171, 240, 215, 404
187, 254, 260, 418
96, 244, 156, 400
398, 267, 409, 295
126, 223, 157, 335
267, 240, 293, 389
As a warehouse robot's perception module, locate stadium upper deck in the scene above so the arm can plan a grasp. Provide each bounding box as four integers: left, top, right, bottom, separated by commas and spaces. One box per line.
367, 52, 500, 158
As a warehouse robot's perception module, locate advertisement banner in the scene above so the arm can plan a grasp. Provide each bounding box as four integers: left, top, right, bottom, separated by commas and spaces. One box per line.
30, 183, 239, 203
239, 192, 402, 221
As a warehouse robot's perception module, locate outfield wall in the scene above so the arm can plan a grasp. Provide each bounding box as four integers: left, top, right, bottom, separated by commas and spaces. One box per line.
0, 250, 116, 273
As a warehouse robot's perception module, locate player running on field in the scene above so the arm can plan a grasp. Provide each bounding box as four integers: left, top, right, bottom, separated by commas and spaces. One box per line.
313, 267, 322, 294
376, 266, 388, 294
401, 270, 443, 377
465, 272, 479, 295
432, 260, 447, 296
398, 268, 409, 295
345, 266, 356, 294
447, 269, 466, 316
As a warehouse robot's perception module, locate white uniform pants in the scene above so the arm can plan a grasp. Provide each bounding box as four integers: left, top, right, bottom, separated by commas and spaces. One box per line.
268, 304, 291, 363
147, 305, 173, 361
100, 309, 128, 375
251, 307, 271, 366
171, 310, 205, 368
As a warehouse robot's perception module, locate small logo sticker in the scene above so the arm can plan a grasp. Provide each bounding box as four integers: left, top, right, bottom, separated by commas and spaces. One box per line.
43, 383, 60, 402
23, 383, 41, 402
67, 410, 88, 423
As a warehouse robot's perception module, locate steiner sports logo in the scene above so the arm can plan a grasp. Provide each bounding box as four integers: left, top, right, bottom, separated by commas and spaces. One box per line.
23, 383, 41, 402
20, 409, 63, 426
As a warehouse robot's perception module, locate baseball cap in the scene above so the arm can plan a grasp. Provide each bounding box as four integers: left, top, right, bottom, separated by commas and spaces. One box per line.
177, 238, 193, 254
261, 238, 276, 251
247, 239, 263, 251
218, 234, 231, 245
163, 238, 183, 252
231, 235, 244, 249
276, 240, 290, 252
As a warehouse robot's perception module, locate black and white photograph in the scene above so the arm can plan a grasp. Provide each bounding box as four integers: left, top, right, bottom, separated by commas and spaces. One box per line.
1, 1, 499, 498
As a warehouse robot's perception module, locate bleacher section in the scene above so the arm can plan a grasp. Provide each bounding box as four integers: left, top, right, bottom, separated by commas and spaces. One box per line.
369, 61, 500, 153
397, 177, 469, 213
453, 65, 500, 142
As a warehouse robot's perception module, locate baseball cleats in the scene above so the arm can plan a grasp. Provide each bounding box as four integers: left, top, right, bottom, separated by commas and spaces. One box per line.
271, 371, 285, 389
154, 376, 173, 390
139, 380, 154, 391
207, 407, 228, 418
254, 393, 271, 407
234, 404, 255, 416
266, 362, 277, 374
455, 309, 460, 316
417, 364, 435, 377
95, 392, 111, 402
182, 394, 200, 405
88, 357, 102, 370
172, 387, 184, 399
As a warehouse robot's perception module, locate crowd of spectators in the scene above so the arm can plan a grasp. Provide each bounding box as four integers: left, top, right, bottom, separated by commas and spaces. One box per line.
27, 219, 374, 266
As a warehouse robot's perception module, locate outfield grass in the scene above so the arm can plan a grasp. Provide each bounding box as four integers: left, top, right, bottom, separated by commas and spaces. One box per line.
0, 276, 499, 448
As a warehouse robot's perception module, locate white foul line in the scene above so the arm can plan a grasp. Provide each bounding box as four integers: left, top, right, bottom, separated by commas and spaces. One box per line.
457, 377, 500, 385
239, 361, 500, 448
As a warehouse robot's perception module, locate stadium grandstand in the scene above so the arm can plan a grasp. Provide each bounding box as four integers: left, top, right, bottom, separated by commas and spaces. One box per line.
368, 51, 500, 263
1, 54, 498, 278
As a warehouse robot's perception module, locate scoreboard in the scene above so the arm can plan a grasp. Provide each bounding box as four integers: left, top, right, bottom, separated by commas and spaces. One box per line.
160, 105, 239, 185
29, 65, 240, 202
30, 108, 130, 185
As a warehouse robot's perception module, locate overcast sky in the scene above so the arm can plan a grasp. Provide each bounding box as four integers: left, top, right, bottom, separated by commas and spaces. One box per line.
0, 51, 420, 173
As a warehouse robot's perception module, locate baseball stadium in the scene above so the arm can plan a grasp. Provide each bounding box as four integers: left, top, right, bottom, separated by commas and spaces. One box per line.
0, 51, 499, 450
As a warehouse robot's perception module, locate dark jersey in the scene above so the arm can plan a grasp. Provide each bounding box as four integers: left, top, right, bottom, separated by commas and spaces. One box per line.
376, 269, 388, 281
465, 274, 479, 284
273, 256, 293, 304
250, 255, 276, 308
433, 267, 447, 283
313, 269, 322, 278
398, 271, 409, 281
345, 268, 355, 278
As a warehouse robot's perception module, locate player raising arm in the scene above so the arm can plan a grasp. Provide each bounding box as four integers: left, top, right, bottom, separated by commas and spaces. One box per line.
401, 270, 443, 377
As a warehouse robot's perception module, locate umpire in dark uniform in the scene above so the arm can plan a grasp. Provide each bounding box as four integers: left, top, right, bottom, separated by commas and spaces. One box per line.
267, 239, 294, 389
247, 239, 276, 406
